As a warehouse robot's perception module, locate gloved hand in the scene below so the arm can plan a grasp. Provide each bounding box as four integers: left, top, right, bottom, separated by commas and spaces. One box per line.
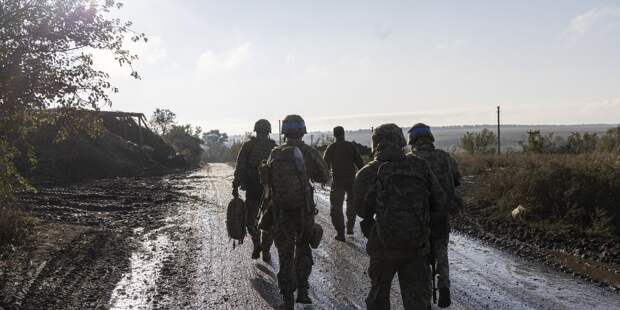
232, 183, 240, 198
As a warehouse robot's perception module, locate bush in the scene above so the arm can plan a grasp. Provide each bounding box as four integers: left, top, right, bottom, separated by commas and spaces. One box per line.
0, 207, 34, 248
459, 129, 497, 154
466, 154, 620, 238
163, 125, 203, 166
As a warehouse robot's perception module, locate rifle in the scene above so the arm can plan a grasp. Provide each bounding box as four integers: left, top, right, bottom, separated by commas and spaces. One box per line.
430, 240, 438, 304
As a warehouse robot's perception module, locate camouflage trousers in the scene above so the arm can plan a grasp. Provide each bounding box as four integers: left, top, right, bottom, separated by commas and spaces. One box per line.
329, 184, 356, 234
273, 211, 314, 294
433, 237, 450, 289
246, 189, 273, 253
366, 255, 431, 310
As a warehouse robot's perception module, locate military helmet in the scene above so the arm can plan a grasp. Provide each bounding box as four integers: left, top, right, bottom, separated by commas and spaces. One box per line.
281, 114, 307, 138
408, 123, 434, 145
254, 119, 272, 133
333, 126, 345, 138
372, 123, 406, 148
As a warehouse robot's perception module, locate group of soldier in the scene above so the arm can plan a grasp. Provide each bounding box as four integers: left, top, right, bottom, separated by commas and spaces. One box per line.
232, 115, 461, 310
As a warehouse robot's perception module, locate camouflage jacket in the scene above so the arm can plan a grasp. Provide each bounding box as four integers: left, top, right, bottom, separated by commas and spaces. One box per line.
233, 136, 276, 191
410, 143, 461, 214
353, 142, 450, 258
323, 139, 364, 187
269, 139, 330, 185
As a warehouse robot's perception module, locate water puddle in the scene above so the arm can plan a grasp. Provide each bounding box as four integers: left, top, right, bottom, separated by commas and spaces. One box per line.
108, 229, 173, 310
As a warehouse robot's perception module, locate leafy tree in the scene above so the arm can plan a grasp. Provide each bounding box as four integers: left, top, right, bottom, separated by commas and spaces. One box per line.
520, 130, 565, 154
163, 124, 203, 166
202, 130, 229, 147
0, 0, 144, 200
566, 132, 599, 154
598, 127, 620, 153
149, 108, 176, 135
459, 129, 497, 154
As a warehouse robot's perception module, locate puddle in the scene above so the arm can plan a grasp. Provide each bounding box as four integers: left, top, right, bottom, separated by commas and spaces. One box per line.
108, 231, 173, 310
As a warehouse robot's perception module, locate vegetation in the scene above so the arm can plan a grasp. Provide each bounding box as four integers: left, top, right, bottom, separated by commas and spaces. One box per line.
457, 153, 620, 238
203, 130, 235, 163
519, 127, 620, 154
459, 129, 497, 154
1, 0, 143, 200
0, 206, 34, 248
163, 124, 203, 167
149, 108, 177, 135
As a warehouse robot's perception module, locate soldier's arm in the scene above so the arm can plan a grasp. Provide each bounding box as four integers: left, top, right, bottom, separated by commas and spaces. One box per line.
352, 143, 364, 170
353, 164, 377, 220
427, 165, 450, 241
323, 144, 333, 171
448, 155, 462, 187
309, 147, 330, 184
233, 141, 251, 187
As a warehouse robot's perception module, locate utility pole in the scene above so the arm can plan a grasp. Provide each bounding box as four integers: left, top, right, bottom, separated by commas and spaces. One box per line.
497, 106, 501, 155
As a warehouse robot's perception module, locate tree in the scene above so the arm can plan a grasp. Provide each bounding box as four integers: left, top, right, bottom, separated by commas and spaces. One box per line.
0, 0, 144, 200
149, 108, 176, 135
459, 129, 497, 154
163, 124, 203, 166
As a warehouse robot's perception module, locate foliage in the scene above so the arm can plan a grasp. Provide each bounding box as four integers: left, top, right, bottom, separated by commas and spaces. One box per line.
163, 124, 203, 166
0, 0, 143, 200
0, 206, 34, 247
460, 153, 620, 238
518, 127, 620, 154
202, 130, 234, 163
149, 108, 176, 135
459, 129, 497, 154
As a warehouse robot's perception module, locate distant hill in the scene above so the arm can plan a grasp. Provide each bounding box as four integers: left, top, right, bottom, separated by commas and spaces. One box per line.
230, 124, 619, 151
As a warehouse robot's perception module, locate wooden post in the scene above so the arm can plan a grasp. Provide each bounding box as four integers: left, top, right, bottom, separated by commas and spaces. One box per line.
497, 106, 501, 155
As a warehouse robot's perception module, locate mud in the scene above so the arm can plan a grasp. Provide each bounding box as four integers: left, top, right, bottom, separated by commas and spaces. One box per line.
1, 164, 619, 309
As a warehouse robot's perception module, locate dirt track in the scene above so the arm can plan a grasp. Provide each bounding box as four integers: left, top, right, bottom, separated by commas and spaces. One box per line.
3, 164, 620, 309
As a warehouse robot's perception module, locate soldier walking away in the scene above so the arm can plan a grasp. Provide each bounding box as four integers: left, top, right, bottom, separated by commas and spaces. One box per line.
352, 123, 450, 310
232, 119, 277, 262
262, 115, 329, 310
408, 123, 462, 308
323, 126, 364, 241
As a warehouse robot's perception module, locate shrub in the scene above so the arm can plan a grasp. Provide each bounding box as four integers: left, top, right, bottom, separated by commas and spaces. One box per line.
0, 207, 34, 248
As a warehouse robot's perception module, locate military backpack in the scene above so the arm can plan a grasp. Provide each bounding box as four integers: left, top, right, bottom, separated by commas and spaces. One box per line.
226, 197, 246, 248
374, 158, 431, 250
264, 145, 310, 211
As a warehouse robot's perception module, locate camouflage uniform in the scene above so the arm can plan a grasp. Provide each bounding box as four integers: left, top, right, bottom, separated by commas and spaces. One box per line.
409, 124, 461, 294
323, 129, 364, 237
233, 129, 277, 258
268, 115, 329, 308
353, 124, 449, 310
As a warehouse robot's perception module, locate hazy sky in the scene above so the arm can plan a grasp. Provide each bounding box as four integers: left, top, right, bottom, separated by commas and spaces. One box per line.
97, 0, 620, 134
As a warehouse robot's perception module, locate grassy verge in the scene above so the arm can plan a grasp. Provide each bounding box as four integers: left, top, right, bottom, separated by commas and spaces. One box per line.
0, 207, 34, 249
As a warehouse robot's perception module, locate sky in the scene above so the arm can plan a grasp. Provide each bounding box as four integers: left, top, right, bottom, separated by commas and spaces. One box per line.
96, 0, 620, 134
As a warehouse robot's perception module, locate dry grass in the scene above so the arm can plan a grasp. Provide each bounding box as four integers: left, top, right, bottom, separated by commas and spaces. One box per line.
0, 207, 34, 248
456, 153, 620, 238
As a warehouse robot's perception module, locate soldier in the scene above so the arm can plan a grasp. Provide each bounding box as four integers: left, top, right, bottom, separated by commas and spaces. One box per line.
264, 115, 329, 310
408, 123, 461, 308
232, 119, 277, 262
353, 123, 450, 310
323, 126, 364, 241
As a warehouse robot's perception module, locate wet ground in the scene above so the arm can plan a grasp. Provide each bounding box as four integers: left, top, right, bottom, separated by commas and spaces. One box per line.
3, 164, 620, 309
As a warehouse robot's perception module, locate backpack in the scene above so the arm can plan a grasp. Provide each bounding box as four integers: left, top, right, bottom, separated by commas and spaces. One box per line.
374, 159, 431, 250
267, 145, 309, 211
226, 197, 246, 248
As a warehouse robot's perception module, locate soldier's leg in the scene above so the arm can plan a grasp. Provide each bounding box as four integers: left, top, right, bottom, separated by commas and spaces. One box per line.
274, 232, 296, 308
295, 221, 314, 304
245, 191, 261, 258
329, 186, 346, 239
434, 237, 451, 307
260, 229, 273, 262
397, 256, 432, 310
366, 256, 397, 310
344, 186, 356, 234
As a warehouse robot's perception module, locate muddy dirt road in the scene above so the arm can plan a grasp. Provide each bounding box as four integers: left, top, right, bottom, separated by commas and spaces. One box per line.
7, 164, 620, 309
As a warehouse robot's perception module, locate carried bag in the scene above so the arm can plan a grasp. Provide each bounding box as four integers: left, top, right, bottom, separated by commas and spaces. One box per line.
374, 159, 431, 250
226, 197, 246, 248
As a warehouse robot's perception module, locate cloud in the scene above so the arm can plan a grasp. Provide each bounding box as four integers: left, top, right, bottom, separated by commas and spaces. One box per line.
92, 35, 167, 77
196, 42, 251, 73
567, 7, 620, 36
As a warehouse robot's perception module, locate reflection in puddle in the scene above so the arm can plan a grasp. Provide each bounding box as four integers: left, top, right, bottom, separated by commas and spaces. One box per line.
109, 231, 172, 310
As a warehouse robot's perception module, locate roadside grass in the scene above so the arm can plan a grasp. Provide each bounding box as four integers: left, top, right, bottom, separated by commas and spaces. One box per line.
0, 207, 34, 249
456, 153, 620, 238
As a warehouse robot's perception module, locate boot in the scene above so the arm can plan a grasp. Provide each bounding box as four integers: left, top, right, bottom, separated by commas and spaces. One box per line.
296, 288, 312, 304
262, 249, 271, 262
280, 292, 294, 310
438, 287, 451, 308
